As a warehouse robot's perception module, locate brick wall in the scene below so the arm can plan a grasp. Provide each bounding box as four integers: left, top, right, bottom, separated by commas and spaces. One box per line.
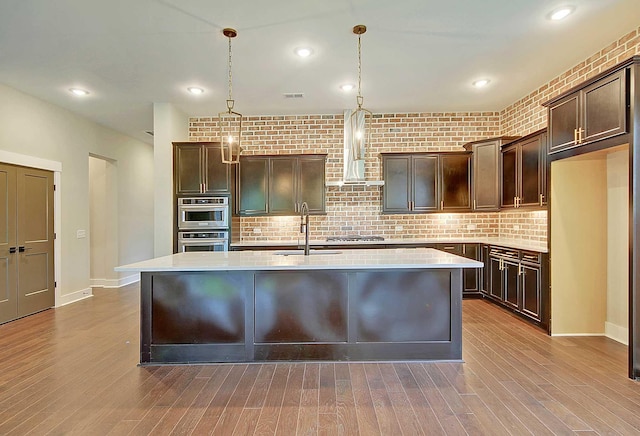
190, 112, 509, 242
189, 25, 639, 244
501, 26, 640, 137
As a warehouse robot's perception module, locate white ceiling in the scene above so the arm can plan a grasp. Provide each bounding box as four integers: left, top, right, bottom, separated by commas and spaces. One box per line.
1, 0, 639, 145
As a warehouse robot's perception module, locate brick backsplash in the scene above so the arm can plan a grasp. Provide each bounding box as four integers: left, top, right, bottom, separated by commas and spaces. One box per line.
189, 25, 640, 244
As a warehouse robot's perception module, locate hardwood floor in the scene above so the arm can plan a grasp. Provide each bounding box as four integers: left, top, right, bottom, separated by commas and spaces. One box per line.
0, 284, 638, 435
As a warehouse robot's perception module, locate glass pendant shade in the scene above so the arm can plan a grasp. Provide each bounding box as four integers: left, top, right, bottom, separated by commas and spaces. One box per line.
347, 105, 371, 162
219, 100, 242, 164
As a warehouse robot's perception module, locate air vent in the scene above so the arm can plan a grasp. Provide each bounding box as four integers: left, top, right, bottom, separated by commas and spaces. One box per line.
145, 130, 154, 137
283, 93, 304, 99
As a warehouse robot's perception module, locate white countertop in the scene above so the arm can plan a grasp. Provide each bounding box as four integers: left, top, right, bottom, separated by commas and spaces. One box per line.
230, 237, 549, 253
115, 248, 483, 272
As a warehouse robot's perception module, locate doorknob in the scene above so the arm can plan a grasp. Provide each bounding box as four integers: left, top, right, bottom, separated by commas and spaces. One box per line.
18, 246, 25, 252
9, 247, 16, 253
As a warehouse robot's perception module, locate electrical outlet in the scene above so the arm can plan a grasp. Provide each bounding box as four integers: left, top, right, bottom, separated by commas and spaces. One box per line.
395, 225, 403, 231
76, 229, 86, 239
253, 228, 262, 234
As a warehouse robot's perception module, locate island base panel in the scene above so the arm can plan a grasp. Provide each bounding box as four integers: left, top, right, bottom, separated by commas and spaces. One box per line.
140, 269, 462, 364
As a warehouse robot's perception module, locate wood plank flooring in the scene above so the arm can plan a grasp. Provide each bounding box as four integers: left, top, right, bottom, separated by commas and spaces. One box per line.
1, 284, 639, 435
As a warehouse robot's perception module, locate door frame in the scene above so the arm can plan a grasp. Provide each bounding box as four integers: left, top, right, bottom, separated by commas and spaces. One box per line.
0, 150, 61, 307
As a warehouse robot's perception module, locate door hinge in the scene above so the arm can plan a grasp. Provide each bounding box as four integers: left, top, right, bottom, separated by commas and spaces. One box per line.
54, 281, 57, 287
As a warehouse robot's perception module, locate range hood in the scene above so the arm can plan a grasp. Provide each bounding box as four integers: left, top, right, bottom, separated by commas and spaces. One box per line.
325, 109, 384, 187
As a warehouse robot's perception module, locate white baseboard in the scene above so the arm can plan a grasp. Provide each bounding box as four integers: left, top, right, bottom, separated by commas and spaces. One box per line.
551, 326, 629, 345
90, 274, 140, 288
551, 333, 605, 337
605, 321, 629, 345
56, 287, 93, 307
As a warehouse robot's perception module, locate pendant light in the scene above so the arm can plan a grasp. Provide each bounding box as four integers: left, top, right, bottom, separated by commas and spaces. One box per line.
219, 28, 242, 164
348, 24, 372, 162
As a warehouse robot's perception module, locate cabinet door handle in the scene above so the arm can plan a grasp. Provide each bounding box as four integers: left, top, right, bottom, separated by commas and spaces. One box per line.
518, 263, 523, 276
9, 247, 16, 254
440, 200, 444, 210
499, 258, 503, 270
473, 199, 476, 210
578, 127, 584, 144
539, 194, 544, 206
574, 128, 578, 145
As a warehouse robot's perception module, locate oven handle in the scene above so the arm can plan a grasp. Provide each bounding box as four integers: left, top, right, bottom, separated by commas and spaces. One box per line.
179, 204, 228, 211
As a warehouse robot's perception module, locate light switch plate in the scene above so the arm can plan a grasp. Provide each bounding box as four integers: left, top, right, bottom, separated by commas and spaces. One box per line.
76, 229, 86, 239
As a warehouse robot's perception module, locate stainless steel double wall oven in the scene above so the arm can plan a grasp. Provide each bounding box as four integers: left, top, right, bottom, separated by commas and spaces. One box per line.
177, 197, 229, 252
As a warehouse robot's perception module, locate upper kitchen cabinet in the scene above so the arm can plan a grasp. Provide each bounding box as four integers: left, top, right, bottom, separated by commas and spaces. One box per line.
237, 155, 326, 216
238, 156, 269, 215
382, 152, 470, 213
174, 142, 231, 195
440, 153, 471, 210
501, 130, 547, 209
464, 136, 519, 211
547, 69, 627, 154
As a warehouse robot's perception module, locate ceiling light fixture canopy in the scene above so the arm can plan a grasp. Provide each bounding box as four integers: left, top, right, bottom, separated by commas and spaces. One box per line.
219, 27, 242, 164
187, 87, 204, 94
348, 24, 372, 164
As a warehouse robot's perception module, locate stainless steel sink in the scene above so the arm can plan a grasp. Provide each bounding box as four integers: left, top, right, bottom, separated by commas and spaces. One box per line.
273, 250, 342, 256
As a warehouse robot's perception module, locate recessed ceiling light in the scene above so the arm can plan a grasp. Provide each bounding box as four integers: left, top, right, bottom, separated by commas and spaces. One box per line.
187, 87, 204, 95
549, 6, 574, 21
340, 83, 355, 92
69, 88, 89, 96
295, 47, 313, 58
472, 79, 490, 88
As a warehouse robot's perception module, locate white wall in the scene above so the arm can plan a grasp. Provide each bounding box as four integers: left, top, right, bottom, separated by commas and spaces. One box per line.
0, 83, 154, 301
606, 149, 629, 344
153, 103, 188, 257
89, 156, 107, 281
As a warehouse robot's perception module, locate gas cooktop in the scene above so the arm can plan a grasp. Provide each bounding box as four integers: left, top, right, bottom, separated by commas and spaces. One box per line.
326, 235, 385, 242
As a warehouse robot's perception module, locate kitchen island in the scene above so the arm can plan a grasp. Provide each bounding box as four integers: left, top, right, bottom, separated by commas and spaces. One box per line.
116, 248, 482, 365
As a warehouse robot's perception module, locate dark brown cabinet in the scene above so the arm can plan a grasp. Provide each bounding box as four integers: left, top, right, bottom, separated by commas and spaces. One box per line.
173, 142, 231, 195
464, 137, 519, 211
436, 243, 481, 297
238, 157, 268, 215
440, 154, 471, 210
237, 155, 326, 216
382, 153, 470, 213
548, 69, 627, 154
501, 130, 547, 208
484, 246, 548, 330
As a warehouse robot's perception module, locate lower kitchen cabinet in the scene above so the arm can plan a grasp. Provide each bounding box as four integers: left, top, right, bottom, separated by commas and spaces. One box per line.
483, 246, 548, 331
434, 243, 481, 297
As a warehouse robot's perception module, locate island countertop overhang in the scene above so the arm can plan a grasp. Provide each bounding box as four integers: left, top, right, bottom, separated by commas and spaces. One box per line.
116, 247, 483, 272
